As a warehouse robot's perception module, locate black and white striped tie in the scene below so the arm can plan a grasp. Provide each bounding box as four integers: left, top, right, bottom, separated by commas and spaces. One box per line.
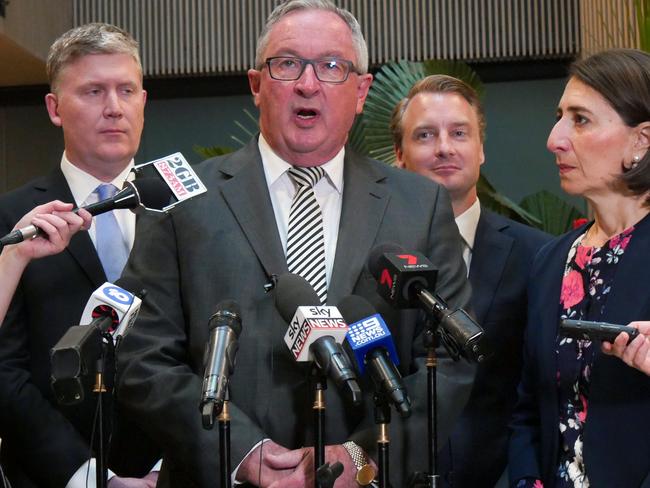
286, 166, 328, 304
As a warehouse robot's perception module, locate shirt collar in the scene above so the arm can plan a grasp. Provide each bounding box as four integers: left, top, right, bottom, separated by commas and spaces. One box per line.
258, 134, 344, 194
60, 152, 134, 206
455, 198, 481, 250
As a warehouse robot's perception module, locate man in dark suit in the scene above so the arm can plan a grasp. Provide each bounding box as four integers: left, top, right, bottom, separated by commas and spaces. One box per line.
392, 75, 550, 488
116, 1, 475, 487
0, 23, 157, 488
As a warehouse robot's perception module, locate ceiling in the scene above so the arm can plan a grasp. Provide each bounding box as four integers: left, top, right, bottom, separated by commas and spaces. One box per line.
0, 32, 47, 87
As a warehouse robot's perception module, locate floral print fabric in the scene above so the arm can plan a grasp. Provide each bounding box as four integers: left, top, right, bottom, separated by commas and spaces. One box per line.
516, 225, 635, 488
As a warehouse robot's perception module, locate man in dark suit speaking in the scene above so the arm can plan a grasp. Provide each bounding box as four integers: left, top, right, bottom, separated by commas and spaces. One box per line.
392, 75, 550, 488
0, 23, 157, 488
117, 1, 474, 486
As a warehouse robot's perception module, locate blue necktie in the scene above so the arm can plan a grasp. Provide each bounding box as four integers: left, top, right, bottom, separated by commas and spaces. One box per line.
95, 184, 129, 282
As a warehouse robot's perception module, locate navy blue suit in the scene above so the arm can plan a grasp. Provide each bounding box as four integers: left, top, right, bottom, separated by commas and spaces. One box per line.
0, 168, 159, 487
509, 215, 650, 487
439, 209, 549, 487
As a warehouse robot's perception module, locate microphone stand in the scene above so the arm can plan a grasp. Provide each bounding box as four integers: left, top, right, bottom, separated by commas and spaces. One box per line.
374, 393, 391, 488
408, 326, 441, 488
312, 367, 327, 488
316, 461, 344, 488
218, 390, 232, 488
93, 342, 110, 488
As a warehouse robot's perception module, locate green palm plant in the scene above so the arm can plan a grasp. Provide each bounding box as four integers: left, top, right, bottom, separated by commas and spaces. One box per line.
635, 0, 650, 51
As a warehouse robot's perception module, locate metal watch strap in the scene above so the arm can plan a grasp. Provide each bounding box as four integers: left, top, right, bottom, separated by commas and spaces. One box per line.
342, 441, 376, 486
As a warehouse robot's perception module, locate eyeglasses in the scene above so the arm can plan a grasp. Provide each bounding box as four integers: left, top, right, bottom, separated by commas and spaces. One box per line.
264, 56, 358, 83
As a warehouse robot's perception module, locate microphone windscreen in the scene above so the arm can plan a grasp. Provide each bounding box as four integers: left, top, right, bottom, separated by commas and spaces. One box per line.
130, 177, 174, 210
275, 273, 320, 323
209, 299, 242, 336
337, 295, 376, 324
368, 242, 404, 280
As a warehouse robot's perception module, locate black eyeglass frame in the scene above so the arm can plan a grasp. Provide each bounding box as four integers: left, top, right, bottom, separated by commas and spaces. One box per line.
263, 56, 360, 84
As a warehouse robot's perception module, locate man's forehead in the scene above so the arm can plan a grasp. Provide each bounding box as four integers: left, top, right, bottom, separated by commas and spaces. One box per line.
406, 92, 479, 123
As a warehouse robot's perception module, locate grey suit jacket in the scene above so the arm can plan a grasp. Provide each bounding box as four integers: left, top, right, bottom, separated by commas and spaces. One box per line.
117, 139, 475, 487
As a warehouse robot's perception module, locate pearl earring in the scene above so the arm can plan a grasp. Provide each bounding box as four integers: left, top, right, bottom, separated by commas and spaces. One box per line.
632, 155, 641, 168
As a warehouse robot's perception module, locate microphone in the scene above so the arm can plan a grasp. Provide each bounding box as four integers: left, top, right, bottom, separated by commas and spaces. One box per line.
275, 273, 362, 406
50, 277, 145, 405
368, 243, 487, 363
1, 151, 209, 248
338, 295, 412, 418
80, 277, 145, 344
0, 177, 172, 247
200, 300, 242, 430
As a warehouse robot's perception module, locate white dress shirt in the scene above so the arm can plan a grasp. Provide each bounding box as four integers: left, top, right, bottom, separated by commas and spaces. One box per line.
259, 134, 344, 292
60, 152, 136, 251
60, 153, 154, 488
454, 198, 481, 274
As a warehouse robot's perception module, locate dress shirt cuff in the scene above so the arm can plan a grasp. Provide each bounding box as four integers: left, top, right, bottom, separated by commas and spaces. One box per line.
232, 438, 270, 486
66, 459, 116, 488
150, 458, 162, 472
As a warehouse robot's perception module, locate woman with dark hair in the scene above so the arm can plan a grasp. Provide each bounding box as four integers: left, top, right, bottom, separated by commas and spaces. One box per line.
509, 48, 650, 487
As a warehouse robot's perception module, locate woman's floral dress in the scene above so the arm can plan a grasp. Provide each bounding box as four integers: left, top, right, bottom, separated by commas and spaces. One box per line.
516, 225, 635, 488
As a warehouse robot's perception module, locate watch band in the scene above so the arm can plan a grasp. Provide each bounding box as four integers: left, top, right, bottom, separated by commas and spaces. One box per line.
342, 441, 376, 486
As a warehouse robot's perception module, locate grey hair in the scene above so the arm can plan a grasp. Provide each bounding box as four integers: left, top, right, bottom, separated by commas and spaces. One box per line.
255, 0, 369, 73
47, 22, 142, 92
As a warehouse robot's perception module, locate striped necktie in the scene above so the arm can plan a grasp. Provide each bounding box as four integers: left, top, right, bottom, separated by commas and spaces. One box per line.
286, 166, 327, 304
95, 184, 130, 282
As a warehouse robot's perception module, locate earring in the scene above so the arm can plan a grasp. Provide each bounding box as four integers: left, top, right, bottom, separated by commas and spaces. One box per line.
632, 154, 641, 168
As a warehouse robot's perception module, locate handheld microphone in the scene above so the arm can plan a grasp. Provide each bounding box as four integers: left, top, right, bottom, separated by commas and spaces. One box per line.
1, 151, 209, 248
338, 295, 412, 418
50, 277, 145, 405
275, 273, 362, 406
200, 300, 242, 430
0, 177, 172, 247
368, 243, 487, 363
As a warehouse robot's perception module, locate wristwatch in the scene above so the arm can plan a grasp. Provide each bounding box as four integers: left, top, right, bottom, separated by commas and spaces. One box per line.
342, 441, 376, 486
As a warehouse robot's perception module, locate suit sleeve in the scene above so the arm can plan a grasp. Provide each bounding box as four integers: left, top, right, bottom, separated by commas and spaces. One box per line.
116, 210, 266, 486
0, 212, 89, 487
508, 260, 544, 482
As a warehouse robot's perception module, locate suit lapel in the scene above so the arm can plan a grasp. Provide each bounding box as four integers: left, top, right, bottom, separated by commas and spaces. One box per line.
218, 141, 288, 280
33, 169, 106, 287
328, 151, 390, 305
468, 210, 513, 324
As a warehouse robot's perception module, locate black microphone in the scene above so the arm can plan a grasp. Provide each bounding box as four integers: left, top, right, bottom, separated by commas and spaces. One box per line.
368, 243, 487, 363
50, 277, 145, 405
0, 177, 172, 248
275, 273, 362, 406
200, 300, 242, 430
338, 295, 412, 418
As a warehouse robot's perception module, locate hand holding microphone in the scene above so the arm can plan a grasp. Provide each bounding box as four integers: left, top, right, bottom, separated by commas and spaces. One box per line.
1, 151, 209, 249
0, 178, 172, 248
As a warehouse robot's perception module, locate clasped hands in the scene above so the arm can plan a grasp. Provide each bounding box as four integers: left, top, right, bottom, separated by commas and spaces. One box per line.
237, 440, 374, 487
